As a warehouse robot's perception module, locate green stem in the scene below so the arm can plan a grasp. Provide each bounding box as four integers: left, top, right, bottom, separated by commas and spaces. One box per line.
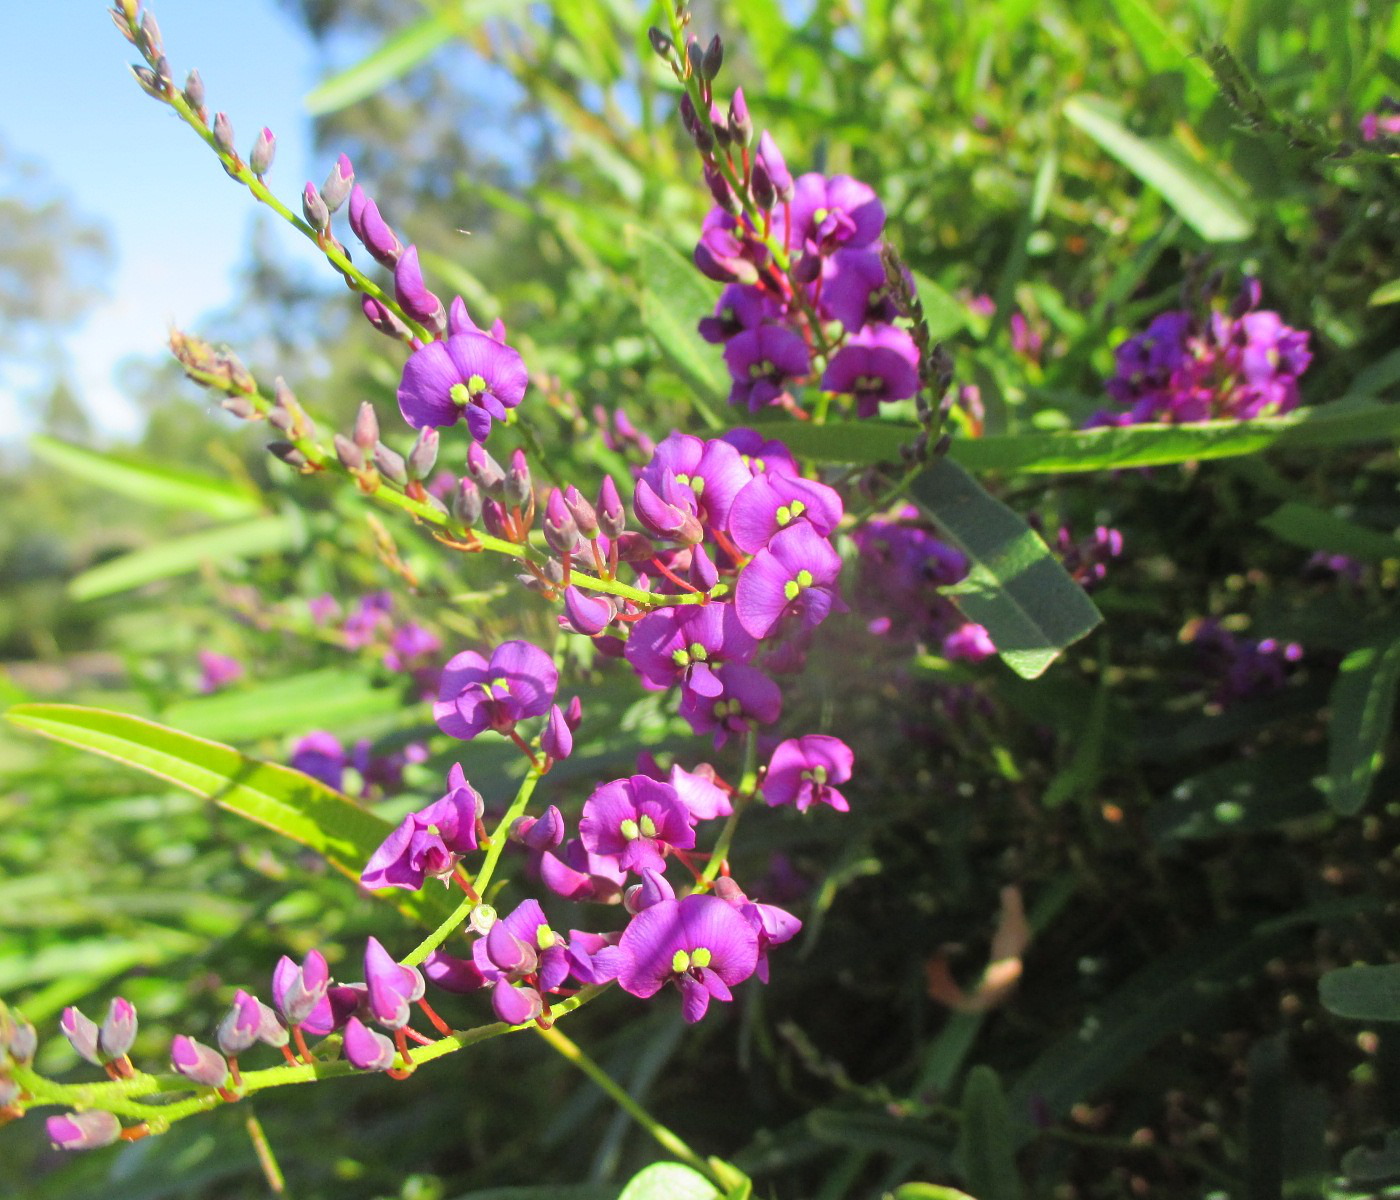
569, 570, 709, 607
535, 1023, 719, 1184
699, 731, 759, 885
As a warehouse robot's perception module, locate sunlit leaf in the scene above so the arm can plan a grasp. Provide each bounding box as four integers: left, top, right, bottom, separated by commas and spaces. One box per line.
616, 1162, 719, 1200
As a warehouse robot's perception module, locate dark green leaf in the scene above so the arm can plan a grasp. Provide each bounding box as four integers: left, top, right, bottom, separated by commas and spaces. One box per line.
910, 460, 1103, 679
1320, 964, 1400, 1023
958, 1066, 1021, 1200
1261, 502, 1400, 561
1324, 633, 1400, 816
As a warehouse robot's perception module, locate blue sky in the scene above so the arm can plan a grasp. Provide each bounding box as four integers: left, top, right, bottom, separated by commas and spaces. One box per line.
1, 0, 324, 441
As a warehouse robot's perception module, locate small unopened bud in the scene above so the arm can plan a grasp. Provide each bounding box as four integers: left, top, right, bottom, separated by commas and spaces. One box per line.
131, 65, 162, 98
268, 441, 309, 469
138, 9, 163, 56
212, 112, 236, 158
394, 245, 445, 328
615, 531, 657, 561
170, 1035, 229, 1088
542, 705, 572, 761
704, 163, 739, 214
597, 475, 625, 539
0, 1073, 16, 1106
750, 161, 776, 210
334, 434, 364, 471
353, 402, 379, 450
709, 103, 732, 148
250, 127, 276, 176
220, 395, 257, 419
452, 478, 482, 527
348, 188, 403, 267
504, 449, 532, 508
61, 1007, 101, 1064
110, 6, 138, 42
563, 484, 598, 539
407, 427, 439, 480
727, 87, 752, 146
792, 253, 822, 284
361, 295, 411, 340
647, 27, 673, 57
757, 131, 793, 201
685, 39, 704, 78
466, 440, 505, 496
47, 1111, 122, 1152
564, 694, 583, 730
482, 499, 511, 541
217, 992, 261, 1057
678, 94, 698, 136
543, 488, 580, 555
701, 35, 724, 80
152, 55, 173, 89
321, 153, 355, 213
183, 70, 205, 113
302, 182, 329, 231
97, 997, 138, 1061
372, 442, 408, 486
6, 1017, 35, 1066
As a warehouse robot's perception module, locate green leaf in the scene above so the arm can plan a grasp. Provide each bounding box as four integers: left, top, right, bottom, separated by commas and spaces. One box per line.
958, 1066, 1022, 1200
161, 669, 409, 742
1260, 502, 1400, 561
909, 460, 1102, 679
755, 401, 1400, 472
1063, 94, 1253, 242
890, 1187, 978, 1200
1369, 278, 1400, 306
445, 1188, 616, 1200
627, 224, 724, 429
4, 704, 394, 889
29, 435, 261, 519
304, 12, 455, 115
617, 1163, 719, 1200
1104, 0, 1217, 110
1320, 964, 1400, 1022
1323, 634, 1400, 816
69, 514, 302, 601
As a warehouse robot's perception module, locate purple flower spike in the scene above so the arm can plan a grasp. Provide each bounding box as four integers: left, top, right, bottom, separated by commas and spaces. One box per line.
492, 981, 543, 1025
761, 735, 854, 812
272, 949, 330, 1027
579, 776, 697, 875
97, 997, 137, 1061
394, 245, 446, 327
821, 324, 921, 417
724, 325, 811, 411
617, 894, 761, 1022
60, 1006, 102, 1064
364, 937, 424, 1030
47, 1111, 121, 1151
433, 641, 558, 742
361, 763, 484, 890
342, 1016, 396, 1072
170, 1035, 229, 1088
397, 332, 529, 440
735, 522, 845, 640
562, 585, 614, 636
678, 663, 783, 748
422, 949, 487, 994
542, 704, 573, 762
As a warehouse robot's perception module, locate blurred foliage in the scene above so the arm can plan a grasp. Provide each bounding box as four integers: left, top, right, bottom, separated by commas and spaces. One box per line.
5, 0, 1400, 1198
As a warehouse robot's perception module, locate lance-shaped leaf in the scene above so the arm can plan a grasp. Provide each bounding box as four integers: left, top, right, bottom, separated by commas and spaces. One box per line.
910, 460, 1102, 679
1322, 632, 1400, 816
1320, 964, 1400, 1023
958, 1066, 1022, 1200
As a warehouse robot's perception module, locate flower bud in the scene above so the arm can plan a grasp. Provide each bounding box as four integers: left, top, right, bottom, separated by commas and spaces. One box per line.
342, 1017, 395, 1072
394, 245, 445, 326
47, 1111, 121, 1152
542, 705, 573, 761
361, 294, 411, 340
132, 65, 162, 99
709, 103, 732, 148
138, 9, 163, 56
452, 478, 482, 527
678, 93, 698, 136
702, 34, 724, 79
466, 440, 506, 496
217, 990, 262, 1056
792, 252, 822, 284
504, 449, 532, 509
647, 27, 672, 58
492, 981, 542, 1025
170, 1035, 229, 1088
350, 190, 404, 267
597, 475, 625, 539
268, 441, 308, 469
757, 131, 793, 201
727, 87, 753, 146
97, 997, 138, 1061
182, 69, 205, 113
563, 485, 598, 539
562, 586, 613, 636
60, 1006, 102, 1065
321, 153, 355, 213
704, 163, 739, 214
615, 531, 657, 561
685, 39, 705, 79
512, 805, 565, 850
407, 427, 440, 480
543, 488, 580, 555
334, 433, 364, 471
0, 1073, 17, 1107
302, 182, 329, 231
152, 55, 173, 89
372, 442, 408, 486
272, 950, 330, 1028
6, 1016, 35, 1066
564, 695, 583, 730
212, 112, 236, 158
750, 161, 776, 210
354, 401, 379, 450
483, 500, 512, 542
250, 126, 276, 176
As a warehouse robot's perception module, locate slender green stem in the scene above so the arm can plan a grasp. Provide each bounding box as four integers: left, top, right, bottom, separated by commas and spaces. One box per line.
245, 1111, 286, 1195
699, 730, 759, 885
570, 570, 709, 607
534, 1023, 719, 1184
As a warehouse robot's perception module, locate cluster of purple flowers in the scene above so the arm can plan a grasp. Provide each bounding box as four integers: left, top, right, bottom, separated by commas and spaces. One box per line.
1090, 280, 1312, 426
1183, 617, 1303, 709
310, 591, 443, 694
288, 730, 427, 798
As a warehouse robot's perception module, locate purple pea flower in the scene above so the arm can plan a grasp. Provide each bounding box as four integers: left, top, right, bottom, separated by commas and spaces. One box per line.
433, 641, 558, 742
492, 982, 543, 1025
942, 622, 996, 663
346, 185, 403, 267
624, 604, 757, 699
561, 585, 615, 636
197, 649, 243, 693
383, 622, 441, 673
170, 1035, 230, 1088
617, 894, 761, 1022
694, 208, 763, 284
539, 839, 628, 903
713, 876, 802, 983
727, 472, 844, 555
360, 763, 484, 890
639, 433, 754, 535
566, 930, 623, 986
579, 776, 697, 875
363, 937, 424, 1030
820, 248, 896, 332
724, 325, 811, 411
735, 522, 845, 640
761, 735, 854, 812
271, 949, 331, 1029
698, 283, 782, 344
393, 244, 446, 328
342, 1016, 397, 1071
821, 324, 921, 417
422, 949, 488, 994
289, 731, 347, 791
782, 172, 885, 253
624, 866, 676, 914
669, 762, 733, 820
47, 1111, 121, 1151
678, 663, 783, 747
720, 427, 799, 478
397, 331, 530, 440
473, 899, 570, 992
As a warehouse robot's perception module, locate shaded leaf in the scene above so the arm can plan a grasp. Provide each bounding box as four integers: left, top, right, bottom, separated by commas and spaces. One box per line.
162, 669, 408, 742
1324, 633, 1400, 816
1321, 964, 1400, 1023
1261, 502, 1400, 561
959, 1066, 1021, 1200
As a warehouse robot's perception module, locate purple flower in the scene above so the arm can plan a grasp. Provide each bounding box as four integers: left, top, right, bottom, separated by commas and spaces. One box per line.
433, 641, 558, 741
539, 839, 628, 903
363, 937, 424, 1030
473, 899, 570, 992
724, 325, 811, 411
360, 763, 484, 890
639, 433, 754, 535
678, 663, 783, 747
397, 331, 529, 440
712, 876, 802, 983
735, 522, 845, 640
820, 324, 920, 417
719, 427, 799, 478
579, 776, 697, 875
698, 283, 782, 344
288, 731, 347, 791
565, 930, 623, 986
422, 950, 487, 994
761, 735, 854, 812
342, 1016, 397, 1071
197, 649, 243, 693
782, 172, 884, 254
819, 248, 896, 332
694, 208, 763, 284
624, 866, 677, 913
271, 949, 330, 1029
170, 1035, 229, 1087
624, 604, 757, 699
492, 981, 543, 1025
342, 591, 393, 649
383, 622, 441, 673
617, 894, 761, 1022
47, 1111, 121, 1151
561, 585, 615, 636
669, 762, 733, 820
728, 472, 844, 555
393, 244, 446, 328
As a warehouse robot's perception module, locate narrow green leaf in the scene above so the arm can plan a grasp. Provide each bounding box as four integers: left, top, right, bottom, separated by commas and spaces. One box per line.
617, 1162, 719, 1200
1105, 0, 1217, 110
69, 514, 302, 601
1064, 94, 1253, 241
5, 704, 393, 888
445, 1188, 615, 1200
1323, 634, 1400, 816
1319, 964, 1400, 1022
1369, 278, 1400, 306
627, 224, 724, 428
910, 460, 1102, 679
304, 12, 455, 115
162, 669, 408, 742
1260, 502, 1400, 561
1245, 1037, 1286, 1200
30, 435, 260, 518
891, 1187, 977, 1200
959, 1066, 1022, 1200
